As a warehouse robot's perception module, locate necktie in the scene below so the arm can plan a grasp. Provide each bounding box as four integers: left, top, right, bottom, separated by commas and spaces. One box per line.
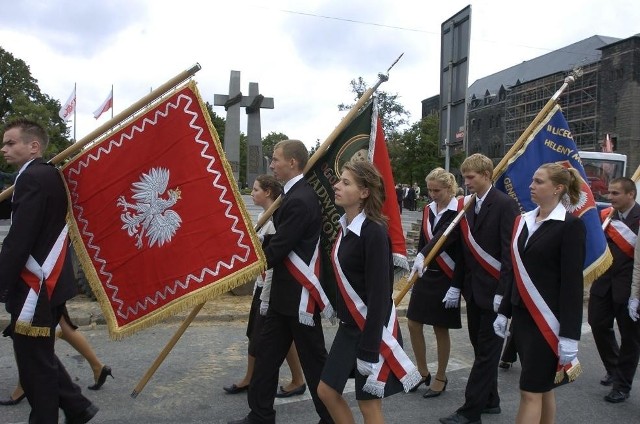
475, 198, 482, 214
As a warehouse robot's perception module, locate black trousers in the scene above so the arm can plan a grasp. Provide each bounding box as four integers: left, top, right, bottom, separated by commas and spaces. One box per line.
248, 310, 334, 424
457, 300, 502, 421
12, 304, 92, 424
589, 292, 640, 393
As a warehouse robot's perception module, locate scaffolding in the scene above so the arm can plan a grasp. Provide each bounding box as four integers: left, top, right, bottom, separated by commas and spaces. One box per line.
504, 62, 600, 150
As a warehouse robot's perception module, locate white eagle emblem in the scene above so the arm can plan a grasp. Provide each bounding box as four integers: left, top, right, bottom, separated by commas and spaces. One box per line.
117, 167, 182, 249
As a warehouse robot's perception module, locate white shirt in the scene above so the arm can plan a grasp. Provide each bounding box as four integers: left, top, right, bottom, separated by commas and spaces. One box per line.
523, 202, 566, 245
429, 197, 458, 227
283, 173, 304, 194
338, 211, 366, 237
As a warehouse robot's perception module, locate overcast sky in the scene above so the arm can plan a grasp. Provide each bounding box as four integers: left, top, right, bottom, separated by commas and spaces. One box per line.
0, 0, 638, 148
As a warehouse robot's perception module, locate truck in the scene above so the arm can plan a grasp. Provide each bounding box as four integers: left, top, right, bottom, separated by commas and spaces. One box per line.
578, 151, 638, 208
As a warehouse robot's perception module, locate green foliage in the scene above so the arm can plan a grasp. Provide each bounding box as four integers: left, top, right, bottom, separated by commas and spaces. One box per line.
0, 46, 72, 169
338, 76, 410, 138
262, 131, 288, 161
205, 102, 226, 145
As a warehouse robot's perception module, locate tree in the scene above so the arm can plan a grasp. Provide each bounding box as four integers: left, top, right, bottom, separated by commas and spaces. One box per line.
338, 77, 410, 138
261, 131, 288, 162
205, 102, 225, 145
0, 46, 72, 168
388, 113, 464, 189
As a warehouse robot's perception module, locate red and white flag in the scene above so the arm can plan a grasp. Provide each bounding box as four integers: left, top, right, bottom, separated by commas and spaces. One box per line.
59, 86, 76, 121
93, 88, 113, 119
62, 82, 265, 338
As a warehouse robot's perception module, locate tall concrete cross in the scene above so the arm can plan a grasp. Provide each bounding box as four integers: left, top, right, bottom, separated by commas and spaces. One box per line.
214, 71, 274, 186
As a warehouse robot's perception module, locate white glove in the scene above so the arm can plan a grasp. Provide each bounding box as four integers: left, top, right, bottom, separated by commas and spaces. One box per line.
258, 233, 264, 243
408, 253, 425, 280
356, 358, 376, 376
493, 294, 503, 313
259, 301, 269, 316
628, 298, 639, 322
558, 337, 579, 365
493, 314, 508, 338
442, 287, 461, 309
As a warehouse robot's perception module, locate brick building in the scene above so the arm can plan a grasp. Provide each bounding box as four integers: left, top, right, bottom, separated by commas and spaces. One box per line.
424, 34, 640, 173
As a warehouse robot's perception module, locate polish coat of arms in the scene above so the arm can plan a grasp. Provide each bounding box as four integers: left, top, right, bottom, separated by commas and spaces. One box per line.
117, 167, 182, 249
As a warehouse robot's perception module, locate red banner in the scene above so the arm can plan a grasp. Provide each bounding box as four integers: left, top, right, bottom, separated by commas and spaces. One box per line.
62, 82, 264, 338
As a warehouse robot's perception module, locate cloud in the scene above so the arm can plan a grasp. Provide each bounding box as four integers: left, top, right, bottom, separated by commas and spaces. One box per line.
0, 0, 146, 57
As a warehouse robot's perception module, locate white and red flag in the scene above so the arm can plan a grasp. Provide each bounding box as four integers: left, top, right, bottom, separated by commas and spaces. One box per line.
61, 82, 265, 338
93, 87, 113, 119
59, 86, 76, 121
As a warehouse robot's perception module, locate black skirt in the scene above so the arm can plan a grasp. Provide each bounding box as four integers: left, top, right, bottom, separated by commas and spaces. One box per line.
406, 271, 461, 329
246, 286, 266, 357
321, 322, 404, 400
513, 305, 558, 392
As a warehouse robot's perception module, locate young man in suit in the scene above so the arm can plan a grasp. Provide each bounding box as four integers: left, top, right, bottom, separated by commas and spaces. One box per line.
0, 118, 98, 423
439, 153, 519, 424
589, 177, 640, 403
229, 140, 334, 424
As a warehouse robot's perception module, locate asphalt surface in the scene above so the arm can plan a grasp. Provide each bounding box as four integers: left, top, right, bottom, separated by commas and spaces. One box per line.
1, 197, 639, 423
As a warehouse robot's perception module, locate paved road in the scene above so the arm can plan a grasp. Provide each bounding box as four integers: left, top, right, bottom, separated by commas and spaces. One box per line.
1, 311, 639, 423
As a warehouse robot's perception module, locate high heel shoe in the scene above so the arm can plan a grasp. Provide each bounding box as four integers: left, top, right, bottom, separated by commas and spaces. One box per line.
0, 392, 26, 406
409, 373, 431, 393
88, 365, 113, 390
423, 377, 447, 398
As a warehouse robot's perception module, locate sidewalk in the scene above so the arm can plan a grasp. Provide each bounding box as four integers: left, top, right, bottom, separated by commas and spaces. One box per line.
0, 196, 423, 328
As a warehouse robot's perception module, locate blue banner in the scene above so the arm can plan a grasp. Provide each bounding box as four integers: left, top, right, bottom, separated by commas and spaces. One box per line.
495, 105, 611, 283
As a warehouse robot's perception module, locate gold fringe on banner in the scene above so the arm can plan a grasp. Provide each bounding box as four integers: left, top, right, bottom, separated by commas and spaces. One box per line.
63, 81, 266, 340
14, 321, 51, 337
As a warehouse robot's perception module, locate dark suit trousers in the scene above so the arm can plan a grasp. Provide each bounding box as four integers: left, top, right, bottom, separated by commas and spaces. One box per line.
500, 321, 518, 363
457, 300, 502, 421
13, 305, 91, 424
248, 310, 333, 424
589, 292, 640, 393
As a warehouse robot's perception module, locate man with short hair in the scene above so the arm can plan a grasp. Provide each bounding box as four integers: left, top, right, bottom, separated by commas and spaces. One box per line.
589, 177, 640, 403
438, 153, 519, 424
0, 118, 98, 423
229, 140, 334, 424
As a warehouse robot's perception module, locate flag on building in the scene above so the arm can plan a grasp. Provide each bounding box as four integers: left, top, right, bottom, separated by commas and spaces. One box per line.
305, 98, 408, 306
93, 87, 113, 119
59, 86, 76, 121
61, 81, 265, 338
494, 104, 611, 283
602, 133, 613, 153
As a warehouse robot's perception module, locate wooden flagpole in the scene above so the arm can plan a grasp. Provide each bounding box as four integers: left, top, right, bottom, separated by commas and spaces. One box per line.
394, 69, 582, 306
131, 55, 404, 397
0, 63, 202, 202
601, 162, 640, 230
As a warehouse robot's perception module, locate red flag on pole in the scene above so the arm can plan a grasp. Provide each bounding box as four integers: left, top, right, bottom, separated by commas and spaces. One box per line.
371, 101, 408, 270
93, 88, 113, 119
62, 82, 265, 338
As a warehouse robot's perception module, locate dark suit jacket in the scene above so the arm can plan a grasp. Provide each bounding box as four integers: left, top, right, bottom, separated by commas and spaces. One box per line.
500, 212, 586, 340
263, 177, 322, 316
0, 158, 77, 314
590, 203, 640, 304
451, 187, 519, 311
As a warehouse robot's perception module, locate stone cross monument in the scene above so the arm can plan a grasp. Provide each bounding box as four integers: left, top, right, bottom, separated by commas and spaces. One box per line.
214, 71, 273, 187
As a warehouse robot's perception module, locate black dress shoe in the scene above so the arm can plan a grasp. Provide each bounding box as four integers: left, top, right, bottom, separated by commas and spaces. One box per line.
275, 383, 306, 398
0, 392, 26, 406
424, 377, 448, 398
498, 361, 512, 370
66, 403, 99, 424
439, 412, 481, 424
223, 383, 249, 394
600, 373, 613, 386
482, 406, 501, 414
227, 416, 251, 424
88, 365, 113, 390
604, 389, 630, 403
409, 374, 431, 393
